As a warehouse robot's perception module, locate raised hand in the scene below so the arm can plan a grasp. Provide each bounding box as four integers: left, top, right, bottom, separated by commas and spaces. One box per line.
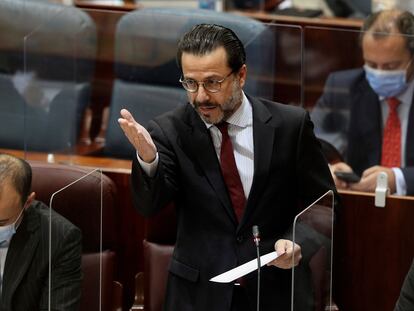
118, 109, 157, 163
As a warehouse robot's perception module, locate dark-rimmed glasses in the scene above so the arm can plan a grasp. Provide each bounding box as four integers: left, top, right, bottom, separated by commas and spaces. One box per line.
179, 71, 234, 93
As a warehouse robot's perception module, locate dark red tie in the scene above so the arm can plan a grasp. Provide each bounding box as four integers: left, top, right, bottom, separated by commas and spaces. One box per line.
381, 97, 401, 167
217, 122, 246, 222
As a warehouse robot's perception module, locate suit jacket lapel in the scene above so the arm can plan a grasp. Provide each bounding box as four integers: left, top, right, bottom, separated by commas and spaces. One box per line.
179, 104, 237, 224
406, 92, 414, 166
240, 96, 276, 228
353, 80, 382, 165
3, 207, 40, 302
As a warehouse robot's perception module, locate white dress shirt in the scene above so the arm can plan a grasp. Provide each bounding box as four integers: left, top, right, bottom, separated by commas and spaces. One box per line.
203, 93, 254, 197
137, 92, 255, 198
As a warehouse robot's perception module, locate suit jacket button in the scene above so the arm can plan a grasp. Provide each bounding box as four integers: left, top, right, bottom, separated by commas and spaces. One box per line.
236, 236, 244, 243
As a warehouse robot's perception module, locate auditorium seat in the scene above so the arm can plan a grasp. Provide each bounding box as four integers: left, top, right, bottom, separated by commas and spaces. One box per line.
30, 161, 121, 311
0, 0, 96, 152
103, 8, 275, 158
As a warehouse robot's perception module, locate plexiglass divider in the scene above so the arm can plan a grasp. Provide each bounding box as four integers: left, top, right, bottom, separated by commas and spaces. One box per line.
270, 23, 303, 107
22, 1, 96, 162
0, 0, 96, 162
48, 168, 104, 310
1, 4, 305, 161
104, 8, 303, 158
0, 0, 64, 153
291, 190, 334, 311
304, 26, 364, 160
306, 26, 414, 171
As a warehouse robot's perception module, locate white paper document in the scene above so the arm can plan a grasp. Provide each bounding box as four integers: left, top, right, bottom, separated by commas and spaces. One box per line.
209, 251, 278, 283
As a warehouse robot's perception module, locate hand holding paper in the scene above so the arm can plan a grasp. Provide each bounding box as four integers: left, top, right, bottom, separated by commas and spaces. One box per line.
270, 239, 302, 269
209, 251, 279, 283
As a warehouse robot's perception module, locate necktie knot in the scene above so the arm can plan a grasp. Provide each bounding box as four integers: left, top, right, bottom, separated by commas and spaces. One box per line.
387, 97, 400, 112
216, 122, 229, 135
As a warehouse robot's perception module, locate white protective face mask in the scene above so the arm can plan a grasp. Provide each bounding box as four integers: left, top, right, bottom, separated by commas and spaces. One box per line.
0, 208, 24, 244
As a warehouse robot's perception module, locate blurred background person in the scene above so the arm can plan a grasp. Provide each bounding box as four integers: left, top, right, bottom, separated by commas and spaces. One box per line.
312, 9, 414, 195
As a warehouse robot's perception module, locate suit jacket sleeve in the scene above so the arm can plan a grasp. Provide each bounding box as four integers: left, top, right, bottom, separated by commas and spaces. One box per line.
401, 168, 414, 195
131, 117, 179, 217
39, 225, 82, 311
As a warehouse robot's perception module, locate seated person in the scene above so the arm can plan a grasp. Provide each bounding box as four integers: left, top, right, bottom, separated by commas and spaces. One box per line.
311, 9, 414, 195
395, 258, 414, 311
0, 153, 82, 310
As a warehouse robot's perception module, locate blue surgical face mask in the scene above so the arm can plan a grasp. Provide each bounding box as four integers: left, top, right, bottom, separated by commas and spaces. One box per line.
0, 208, 24, 244
364, 64, 410, 98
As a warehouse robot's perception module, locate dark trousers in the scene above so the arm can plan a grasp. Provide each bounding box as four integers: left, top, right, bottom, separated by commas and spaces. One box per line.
231, 285, 252, 311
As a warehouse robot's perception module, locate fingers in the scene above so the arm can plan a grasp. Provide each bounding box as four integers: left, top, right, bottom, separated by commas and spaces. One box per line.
275, 239, 288, 256
119, 108, 135, 123
117, 109, 157, 162
350, 166, 378, 192
334, 178, 348, 190
329, 162, 352, 189
330, 162, 352, 172
350, 166, 395, 193
361, 166, 379, 178
268, 239, 302, 269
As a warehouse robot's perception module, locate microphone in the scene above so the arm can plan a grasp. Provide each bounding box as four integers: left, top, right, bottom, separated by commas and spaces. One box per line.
252, 225, 260, 246
252, 225, 261, 311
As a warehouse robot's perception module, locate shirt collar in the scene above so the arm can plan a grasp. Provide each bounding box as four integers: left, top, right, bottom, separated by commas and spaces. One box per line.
203, 91, 253, 129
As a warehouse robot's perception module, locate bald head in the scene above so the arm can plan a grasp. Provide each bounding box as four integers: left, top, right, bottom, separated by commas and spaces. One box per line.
0, 154, 32, 204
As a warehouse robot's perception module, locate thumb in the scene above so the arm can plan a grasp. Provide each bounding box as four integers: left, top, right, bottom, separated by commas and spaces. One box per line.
275, 240, 287, 256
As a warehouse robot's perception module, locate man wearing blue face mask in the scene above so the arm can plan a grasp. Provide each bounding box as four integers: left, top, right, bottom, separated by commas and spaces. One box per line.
311, 9, 414, 195
0, 154, 82, 310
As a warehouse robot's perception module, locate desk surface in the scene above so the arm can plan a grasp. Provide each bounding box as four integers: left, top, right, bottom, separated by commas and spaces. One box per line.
0, 148, 132, 174
235, 10, 363, 29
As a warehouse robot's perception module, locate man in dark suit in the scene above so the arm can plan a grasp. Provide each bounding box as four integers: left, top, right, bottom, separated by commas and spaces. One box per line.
0, 154, 82, 310
395, 259, 414, 311
312, 9, 414, 195
119, 24, 335, 310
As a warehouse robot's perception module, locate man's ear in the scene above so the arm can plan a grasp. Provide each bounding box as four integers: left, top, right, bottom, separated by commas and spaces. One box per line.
238, 64, 247, 88
24, 192, 36, 210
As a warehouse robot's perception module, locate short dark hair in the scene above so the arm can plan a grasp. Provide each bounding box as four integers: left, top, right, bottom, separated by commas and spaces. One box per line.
176, 24, 246, 73
0, 154, 32, 204
361, 9, 414, 55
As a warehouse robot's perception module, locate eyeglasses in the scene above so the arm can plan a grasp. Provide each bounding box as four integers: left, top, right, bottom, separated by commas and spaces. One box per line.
179, 71, 234, 93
